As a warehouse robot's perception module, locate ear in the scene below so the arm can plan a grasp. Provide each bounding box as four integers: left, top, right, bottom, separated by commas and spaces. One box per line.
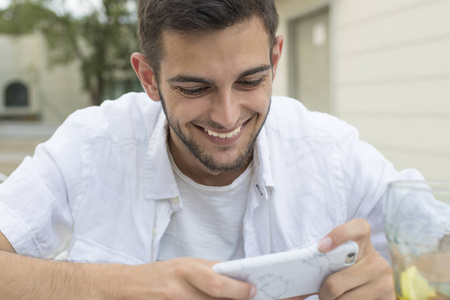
130, 52, 161, 102
271, 35, 284, 81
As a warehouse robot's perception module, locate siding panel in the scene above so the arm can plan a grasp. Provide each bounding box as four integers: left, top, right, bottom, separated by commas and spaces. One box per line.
336, 0, 450, 56
341, 117, 450, 155
375, 148, 450, 180
334, 0, 434, 27
336, 39, 450, 84
336, 79, 450, 114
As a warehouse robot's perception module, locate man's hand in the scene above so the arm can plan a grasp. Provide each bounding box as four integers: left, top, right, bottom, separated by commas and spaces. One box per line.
125, 257, 256, 300
0, 235, 256, 300
313, 219, 395, 300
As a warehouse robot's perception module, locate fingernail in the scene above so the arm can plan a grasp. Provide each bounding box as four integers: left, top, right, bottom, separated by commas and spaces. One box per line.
319, 236, 333, 251
248, 286, 257, 298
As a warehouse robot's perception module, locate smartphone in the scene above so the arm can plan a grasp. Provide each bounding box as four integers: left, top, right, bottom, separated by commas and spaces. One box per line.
213, 241, 358, 300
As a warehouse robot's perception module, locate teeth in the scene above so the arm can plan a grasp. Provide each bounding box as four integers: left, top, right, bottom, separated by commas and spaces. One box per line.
204, 126, 242, 139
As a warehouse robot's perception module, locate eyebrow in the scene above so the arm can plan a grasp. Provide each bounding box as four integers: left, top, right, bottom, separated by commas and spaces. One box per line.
167, 75, 214, 85
166, 64, 272, 85
237, 64, 271, 79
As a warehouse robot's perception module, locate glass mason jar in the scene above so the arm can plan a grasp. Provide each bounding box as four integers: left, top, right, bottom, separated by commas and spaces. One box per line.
384, 181, 450, 300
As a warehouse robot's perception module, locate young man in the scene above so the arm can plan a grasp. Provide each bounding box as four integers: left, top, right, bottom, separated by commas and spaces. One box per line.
0, 0, 422, 299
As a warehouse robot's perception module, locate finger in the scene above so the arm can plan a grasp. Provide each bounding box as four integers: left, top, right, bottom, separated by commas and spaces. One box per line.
319, 248, 394, 300
324, 282, 370, 300
185, 260, 256, 299
318, 260, 371, 299
318, 219, 371, 255
335, 257, 395, 300
145, 260, 228, 300
175, 280, 228, 300
332, 276, 395, 300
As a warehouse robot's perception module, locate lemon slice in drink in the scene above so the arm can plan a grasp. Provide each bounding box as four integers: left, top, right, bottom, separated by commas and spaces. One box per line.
400, 265, 437, 300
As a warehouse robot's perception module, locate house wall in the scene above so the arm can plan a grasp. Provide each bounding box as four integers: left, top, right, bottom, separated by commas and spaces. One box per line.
0, 33, 91, 124
0, 34, 41, 117
333, 0, 450, 180
274, 0, 450, 180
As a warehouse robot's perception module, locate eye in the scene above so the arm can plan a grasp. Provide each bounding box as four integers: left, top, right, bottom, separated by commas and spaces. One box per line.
237, 76, 265, 89
177, 86, 210, 97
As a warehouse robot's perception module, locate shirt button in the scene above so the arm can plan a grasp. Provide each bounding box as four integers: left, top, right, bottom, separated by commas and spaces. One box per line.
170, 197, 180, 205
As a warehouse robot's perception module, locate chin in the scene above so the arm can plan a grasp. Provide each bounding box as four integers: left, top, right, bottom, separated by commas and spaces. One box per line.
201, 149, 253, 172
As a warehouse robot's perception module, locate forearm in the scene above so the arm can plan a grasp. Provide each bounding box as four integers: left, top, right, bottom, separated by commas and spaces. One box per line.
0, 250, 130, 300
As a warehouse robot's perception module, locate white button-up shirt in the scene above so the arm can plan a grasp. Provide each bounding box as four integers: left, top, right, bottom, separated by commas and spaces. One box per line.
0, 93, 423, 266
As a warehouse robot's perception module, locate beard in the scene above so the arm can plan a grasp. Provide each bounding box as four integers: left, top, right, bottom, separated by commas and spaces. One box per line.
158, 90, 271, 172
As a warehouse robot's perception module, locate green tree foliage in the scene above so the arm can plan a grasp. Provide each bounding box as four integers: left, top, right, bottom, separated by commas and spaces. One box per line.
0, 0, 140, 105
0, 0, 56, 34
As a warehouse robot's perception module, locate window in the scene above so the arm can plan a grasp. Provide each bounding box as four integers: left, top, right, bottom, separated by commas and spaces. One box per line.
5, 82, 29, 107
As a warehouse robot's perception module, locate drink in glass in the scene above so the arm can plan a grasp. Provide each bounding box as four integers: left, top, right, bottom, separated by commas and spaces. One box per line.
384, 181, 450, 300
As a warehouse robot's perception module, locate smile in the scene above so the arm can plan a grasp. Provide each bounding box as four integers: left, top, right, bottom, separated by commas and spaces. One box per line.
203, 126, 242, 139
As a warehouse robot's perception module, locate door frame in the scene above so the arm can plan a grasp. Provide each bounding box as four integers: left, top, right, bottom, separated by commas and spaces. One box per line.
287, 4, 335, 114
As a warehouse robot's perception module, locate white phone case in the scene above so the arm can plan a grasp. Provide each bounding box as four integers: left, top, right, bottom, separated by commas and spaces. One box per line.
213, 241, 358, 300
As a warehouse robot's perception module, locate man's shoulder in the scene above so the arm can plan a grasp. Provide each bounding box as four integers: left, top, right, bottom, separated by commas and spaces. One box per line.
268, 96, 356, 140
66, 92, 163, 142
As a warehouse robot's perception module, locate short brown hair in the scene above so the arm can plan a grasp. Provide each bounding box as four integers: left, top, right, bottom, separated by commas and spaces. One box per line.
137, 0, 279, 78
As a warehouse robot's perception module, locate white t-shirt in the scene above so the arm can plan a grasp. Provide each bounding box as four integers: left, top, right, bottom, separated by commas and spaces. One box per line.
157, 153, 252, 261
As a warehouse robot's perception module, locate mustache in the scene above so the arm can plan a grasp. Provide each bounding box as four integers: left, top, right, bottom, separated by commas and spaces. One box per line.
191, 113, 255, 130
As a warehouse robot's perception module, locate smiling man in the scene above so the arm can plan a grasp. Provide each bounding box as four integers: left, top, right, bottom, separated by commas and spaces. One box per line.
134, 14, 278, 186
0, 0, 423, 299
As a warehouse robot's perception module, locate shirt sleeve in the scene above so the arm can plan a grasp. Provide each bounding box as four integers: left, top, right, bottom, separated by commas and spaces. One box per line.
0, 112, 86, 258
335, 121, 424, 261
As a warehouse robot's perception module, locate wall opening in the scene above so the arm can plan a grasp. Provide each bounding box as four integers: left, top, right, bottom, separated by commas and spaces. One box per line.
5, 82, 29, 107
288, 6, 330, 113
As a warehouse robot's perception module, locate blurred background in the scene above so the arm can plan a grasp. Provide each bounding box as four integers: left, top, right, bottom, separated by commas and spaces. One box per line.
0, 0, 449, 180
0, 0, 141, 176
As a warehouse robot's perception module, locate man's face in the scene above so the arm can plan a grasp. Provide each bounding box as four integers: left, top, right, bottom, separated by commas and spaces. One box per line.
156, 17, 280, 175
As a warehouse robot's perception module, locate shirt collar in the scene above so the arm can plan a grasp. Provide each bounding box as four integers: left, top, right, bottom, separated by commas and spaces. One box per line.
254, 124, 274, 189
144, 110, 180, 200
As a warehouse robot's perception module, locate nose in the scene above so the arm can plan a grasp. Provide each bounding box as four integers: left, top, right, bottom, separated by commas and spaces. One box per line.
209, 90, 240, 129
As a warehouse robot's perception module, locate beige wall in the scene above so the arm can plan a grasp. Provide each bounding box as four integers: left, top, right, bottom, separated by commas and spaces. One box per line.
0, 34, 41, 117
334, 0, 450, 180
0, 33, 90, 124
274, 0, 450, 180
